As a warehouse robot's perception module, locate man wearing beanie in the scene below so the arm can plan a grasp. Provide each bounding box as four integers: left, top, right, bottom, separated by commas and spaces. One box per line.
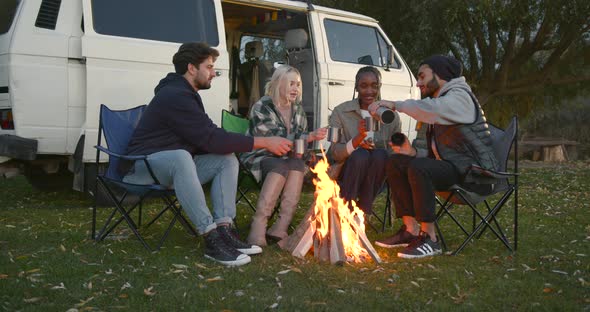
368, 55, 498, 259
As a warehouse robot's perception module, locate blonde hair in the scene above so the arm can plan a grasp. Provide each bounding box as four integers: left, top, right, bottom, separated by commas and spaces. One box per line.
264, 65, 302, 106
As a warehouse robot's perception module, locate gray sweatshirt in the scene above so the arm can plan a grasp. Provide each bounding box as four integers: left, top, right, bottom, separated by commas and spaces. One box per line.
396, 77, 475, 125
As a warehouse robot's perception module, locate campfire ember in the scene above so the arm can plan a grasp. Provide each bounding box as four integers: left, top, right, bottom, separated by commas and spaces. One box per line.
278, 148, 382, 264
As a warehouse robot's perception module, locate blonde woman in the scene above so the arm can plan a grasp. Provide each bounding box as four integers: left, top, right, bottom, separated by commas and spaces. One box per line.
241, 66, 327, 246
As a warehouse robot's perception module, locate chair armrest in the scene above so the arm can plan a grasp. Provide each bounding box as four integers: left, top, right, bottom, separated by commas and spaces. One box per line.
94, 145, 147, 161
463, 164, 518, 184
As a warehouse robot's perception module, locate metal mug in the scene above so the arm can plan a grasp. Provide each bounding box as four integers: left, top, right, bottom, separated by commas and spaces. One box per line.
293, 138, 306, 158
327, 127, 341, 143
364, 117, 379, 132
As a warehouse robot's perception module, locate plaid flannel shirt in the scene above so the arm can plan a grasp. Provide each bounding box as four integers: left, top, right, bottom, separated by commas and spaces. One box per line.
240, 96, 308, 182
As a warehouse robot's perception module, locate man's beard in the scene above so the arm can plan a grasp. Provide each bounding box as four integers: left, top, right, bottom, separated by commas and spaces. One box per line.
421, 77, 440, 99
194, 77, 211, 90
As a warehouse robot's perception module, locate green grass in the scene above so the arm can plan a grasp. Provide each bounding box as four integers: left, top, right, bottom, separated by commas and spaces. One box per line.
1, 162, 589, 311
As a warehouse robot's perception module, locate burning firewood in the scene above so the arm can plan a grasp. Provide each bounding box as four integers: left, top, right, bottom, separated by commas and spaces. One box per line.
278, 147, 382, 264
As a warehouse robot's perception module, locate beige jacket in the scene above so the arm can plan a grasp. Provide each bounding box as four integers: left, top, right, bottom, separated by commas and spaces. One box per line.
327, 99, 401, 177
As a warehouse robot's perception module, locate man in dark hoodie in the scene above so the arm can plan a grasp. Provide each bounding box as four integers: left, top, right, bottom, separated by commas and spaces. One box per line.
368, 55, 498, 259
123, 42, 292, 266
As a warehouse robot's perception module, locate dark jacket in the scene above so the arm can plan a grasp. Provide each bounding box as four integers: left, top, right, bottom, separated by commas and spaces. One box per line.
126, 73, 253, 156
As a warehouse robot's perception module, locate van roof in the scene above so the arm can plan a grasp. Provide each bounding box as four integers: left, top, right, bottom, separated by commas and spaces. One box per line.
223, 0, 378, 23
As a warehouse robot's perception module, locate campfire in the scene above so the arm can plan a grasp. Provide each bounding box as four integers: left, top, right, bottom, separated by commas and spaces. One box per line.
278, 147, 382, 265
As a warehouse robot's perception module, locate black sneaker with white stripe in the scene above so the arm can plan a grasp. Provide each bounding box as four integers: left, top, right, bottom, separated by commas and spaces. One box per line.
217, 225, 262, 255
397, 231, 442, 259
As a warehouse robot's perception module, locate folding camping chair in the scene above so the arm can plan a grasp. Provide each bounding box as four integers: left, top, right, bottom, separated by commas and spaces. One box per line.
221, 109, 259, 212
435, 116, 519, 255
91, 104, 197, 251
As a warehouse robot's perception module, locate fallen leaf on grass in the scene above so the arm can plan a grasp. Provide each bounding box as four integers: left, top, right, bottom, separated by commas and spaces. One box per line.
551, 270, 568, 275
144, 287, 156, 296
75, 297, 94, 308
23, 297, 43, 303
543, 287, 553, 293
290, 267, 302, 274
51, 282, 66, 290
120, 282, 132, 291
119, 294, 128, 299
0, 274, 8, 279
59, 244, 66, 252
277, 269, 291, 275
269, 303, 279, 309
205, 276, 223, 282
410, 281, 420, 287
172, 264, 188, 270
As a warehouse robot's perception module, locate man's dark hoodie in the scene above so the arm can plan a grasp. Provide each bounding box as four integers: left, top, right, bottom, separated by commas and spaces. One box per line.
126, 73, 253, 156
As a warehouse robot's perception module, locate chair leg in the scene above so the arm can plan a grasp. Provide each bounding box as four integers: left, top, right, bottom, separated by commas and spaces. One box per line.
96, 180, 152, 251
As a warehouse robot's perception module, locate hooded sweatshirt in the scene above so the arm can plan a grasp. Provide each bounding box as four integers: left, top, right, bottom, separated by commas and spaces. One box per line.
126, 73, 253, 156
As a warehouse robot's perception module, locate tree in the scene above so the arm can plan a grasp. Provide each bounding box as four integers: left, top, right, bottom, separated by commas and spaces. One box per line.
314, 0, 590, 107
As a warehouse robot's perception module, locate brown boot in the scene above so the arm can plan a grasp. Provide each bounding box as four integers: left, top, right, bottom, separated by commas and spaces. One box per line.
267, 170, 304, 240
247, 173, 285, 246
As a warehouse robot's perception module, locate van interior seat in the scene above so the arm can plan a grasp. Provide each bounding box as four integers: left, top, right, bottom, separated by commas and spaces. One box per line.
285, 28, 314, 128
239, 40, 271, 115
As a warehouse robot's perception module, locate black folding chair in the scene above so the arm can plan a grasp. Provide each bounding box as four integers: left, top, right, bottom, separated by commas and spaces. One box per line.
366, 182, 394, 233
435, 116, 519, 255
91, 104, 197, 251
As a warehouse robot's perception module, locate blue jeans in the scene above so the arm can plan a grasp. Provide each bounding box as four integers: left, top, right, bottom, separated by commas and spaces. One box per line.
123, 150, 238, 234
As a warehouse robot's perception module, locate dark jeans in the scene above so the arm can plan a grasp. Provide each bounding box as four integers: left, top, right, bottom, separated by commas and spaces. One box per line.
386, 154, 461, 222
338, 148, 388, 214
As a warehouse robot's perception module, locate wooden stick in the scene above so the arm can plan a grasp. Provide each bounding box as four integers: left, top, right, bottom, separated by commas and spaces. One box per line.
329, 207, 346, 265
278, 205, 315, 252
351, 215, 382, 264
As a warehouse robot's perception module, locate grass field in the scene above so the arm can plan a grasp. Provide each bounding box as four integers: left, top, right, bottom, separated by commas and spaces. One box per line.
0, 161, 589, 311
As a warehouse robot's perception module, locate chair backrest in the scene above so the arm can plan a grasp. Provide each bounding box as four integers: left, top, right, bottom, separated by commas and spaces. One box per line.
489, 116, 518, 172
98, 104, 147, 181
221, 109, 249, 134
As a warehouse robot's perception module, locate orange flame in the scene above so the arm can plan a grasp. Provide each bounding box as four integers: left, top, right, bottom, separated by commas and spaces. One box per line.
310, 145, 370, 262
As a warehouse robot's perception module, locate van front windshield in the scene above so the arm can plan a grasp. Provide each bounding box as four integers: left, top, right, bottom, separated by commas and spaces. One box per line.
0, 0, 20, 34
91, 0, 219, 45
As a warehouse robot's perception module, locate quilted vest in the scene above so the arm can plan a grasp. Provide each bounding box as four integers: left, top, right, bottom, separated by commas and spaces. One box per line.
427, 91, 499, 175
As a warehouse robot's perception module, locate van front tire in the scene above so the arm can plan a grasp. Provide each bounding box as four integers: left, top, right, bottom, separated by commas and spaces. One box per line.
24, 163, 73, 192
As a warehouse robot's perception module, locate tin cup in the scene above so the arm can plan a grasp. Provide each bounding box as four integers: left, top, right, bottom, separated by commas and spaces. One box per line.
293, 138, 306, 158
327, 127, 341, 143
364, 117, 379, 132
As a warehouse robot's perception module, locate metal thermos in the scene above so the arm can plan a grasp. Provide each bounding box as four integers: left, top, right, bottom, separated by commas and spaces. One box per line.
375, 106, 396, 124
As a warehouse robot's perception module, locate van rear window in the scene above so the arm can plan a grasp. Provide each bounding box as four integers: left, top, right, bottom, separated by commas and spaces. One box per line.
0, 0, 20, 34
91, 0, 219, 45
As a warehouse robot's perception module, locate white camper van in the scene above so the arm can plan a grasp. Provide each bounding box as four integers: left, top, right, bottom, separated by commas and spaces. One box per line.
0, 0, 419, 192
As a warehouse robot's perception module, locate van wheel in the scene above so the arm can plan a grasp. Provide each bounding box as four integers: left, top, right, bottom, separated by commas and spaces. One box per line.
24, 164, 73, 191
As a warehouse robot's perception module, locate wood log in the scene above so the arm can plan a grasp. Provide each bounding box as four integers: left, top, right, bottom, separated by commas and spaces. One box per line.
542, 144, 567, 162
278, 205, 315, 252
329, 207, 346, 265
291, 224, 315, 258
314, 231, 330, 262
351, 215, 382, 264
